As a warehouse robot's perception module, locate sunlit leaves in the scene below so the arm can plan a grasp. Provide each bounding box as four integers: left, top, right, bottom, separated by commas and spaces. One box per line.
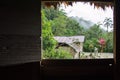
41, 10, 57, 51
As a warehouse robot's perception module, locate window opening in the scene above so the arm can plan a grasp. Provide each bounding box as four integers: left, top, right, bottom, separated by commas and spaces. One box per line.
41, 1, 114, 59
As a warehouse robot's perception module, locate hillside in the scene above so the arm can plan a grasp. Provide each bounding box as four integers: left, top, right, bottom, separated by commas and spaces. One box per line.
70, 16, 95, 29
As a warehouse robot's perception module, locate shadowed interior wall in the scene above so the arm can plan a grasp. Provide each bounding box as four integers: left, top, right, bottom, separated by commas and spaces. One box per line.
116, 0, 120, 79
0, 0, 40, 66
0, 0, 41, 80
0, 1, 40, 35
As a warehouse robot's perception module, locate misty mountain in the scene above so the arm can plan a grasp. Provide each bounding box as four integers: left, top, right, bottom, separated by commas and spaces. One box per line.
70, 16, 95, 29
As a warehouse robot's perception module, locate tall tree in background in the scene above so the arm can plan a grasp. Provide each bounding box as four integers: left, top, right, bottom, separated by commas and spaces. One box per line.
52, 15, 67, 36
65, 17, 85, 36
85, 24, 103, 39
103, 17, 113, 52
43, 6, 66, 20
103, 17, 113, 32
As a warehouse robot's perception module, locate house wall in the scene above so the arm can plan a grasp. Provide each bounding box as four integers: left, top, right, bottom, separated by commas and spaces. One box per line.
81, 42, 83, 52
75, 42, 83, 52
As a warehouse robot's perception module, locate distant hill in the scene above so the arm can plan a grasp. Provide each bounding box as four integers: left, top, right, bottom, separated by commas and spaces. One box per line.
70, 16, 95, 29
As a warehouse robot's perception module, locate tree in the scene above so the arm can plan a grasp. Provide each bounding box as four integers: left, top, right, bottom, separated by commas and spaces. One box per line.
83, 24, 107, 52
52, 15, 67, 36
85, 24, 103, 39
41, 10, 57, 51
103, 17, 113, 52
65, 17, 85, 36
42, 7, 73, 59
103, 17, 113, 32
43, 6, 66, 20
83, 38, 99, 52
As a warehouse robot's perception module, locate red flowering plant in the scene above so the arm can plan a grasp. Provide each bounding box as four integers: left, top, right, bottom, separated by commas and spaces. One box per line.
98, 38, 106, 53
99, 38, 106, 45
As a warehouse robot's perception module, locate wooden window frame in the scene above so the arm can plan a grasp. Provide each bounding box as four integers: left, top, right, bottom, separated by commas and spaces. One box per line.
40, 0, 115, 66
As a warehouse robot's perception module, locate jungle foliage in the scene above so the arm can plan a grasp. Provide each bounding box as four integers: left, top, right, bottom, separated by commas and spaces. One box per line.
41, 6, 113, 59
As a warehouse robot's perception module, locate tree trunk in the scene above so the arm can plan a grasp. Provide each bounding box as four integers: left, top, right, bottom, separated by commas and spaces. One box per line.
101, 46, 104, 54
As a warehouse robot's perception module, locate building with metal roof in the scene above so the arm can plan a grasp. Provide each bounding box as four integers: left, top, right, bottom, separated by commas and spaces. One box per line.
54, 36, 85, 44
54, 36, 85, 59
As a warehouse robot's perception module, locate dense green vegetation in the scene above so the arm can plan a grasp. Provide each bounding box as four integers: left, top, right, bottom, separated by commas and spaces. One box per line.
41, 6, 113, 59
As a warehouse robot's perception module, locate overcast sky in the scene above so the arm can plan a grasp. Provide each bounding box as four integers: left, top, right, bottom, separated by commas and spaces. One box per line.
60, 2, 113, 31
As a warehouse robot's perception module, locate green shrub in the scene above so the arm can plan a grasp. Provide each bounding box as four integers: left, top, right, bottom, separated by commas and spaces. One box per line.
42, 48, 73, 59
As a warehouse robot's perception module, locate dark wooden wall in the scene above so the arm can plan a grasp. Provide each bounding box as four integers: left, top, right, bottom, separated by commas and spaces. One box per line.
41, 59, 114, 80
0, 0, 41, 80
115, 0, 120, 79
0, 1, 40, 35
0, 0, 40, 65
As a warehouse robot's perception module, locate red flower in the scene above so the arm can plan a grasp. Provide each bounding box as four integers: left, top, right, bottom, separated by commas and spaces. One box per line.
98, 38, 106, 45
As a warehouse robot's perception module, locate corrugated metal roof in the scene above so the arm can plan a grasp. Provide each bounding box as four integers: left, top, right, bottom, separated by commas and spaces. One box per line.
54, 36, 85, 44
